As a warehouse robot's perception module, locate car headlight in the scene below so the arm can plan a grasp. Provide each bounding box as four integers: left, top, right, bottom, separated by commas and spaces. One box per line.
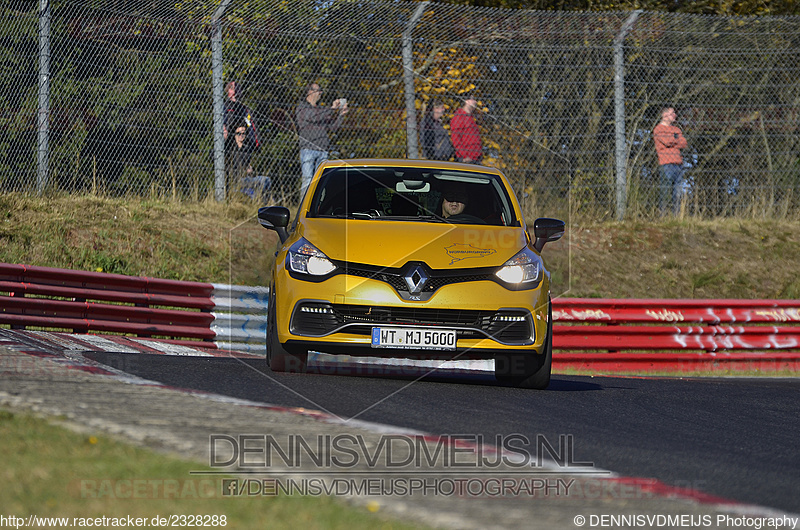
495, 247, 543, 287
288, 239, 337, 276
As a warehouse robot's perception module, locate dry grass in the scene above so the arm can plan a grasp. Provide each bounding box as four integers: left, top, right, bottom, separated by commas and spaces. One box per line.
537, 218, 800, 299
2, 193, 799, 299
0, 193, 279, 286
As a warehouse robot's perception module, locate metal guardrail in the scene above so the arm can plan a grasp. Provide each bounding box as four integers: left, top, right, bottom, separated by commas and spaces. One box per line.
2, 264, 799, 369
0, 263, 266, 351
0, 263, 217, 348
210, 283, 269, 352
553, 298, 800, 372
554, 298, 800, 352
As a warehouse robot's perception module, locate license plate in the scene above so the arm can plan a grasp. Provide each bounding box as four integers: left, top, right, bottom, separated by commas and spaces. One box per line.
371, 327, 457, 350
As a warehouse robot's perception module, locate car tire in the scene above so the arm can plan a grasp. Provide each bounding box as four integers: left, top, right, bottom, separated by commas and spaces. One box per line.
266, 289, 308, 373
494, 300, 552, 389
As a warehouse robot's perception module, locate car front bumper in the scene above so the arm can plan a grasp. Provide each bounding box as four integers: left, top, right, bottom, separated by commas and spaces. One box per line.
274, 269, 551, 357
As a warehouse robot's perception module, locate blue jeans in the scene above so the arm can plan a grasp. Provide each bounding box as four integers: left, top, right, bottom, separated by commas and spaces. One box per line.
659, 163, 684, 215
300, 149, 328, 195
238, 175, 271, 199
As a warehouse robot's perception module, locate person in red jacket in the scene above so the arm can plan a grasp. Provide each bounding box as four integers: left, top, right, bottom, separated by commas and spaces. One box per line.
653, 106, 688, 215
450, 96, 483, 164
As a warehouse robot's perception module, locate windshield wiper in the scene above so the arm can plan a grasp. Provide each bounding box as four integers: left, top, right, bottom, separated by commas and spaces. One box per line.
350, 212, 379, 220
318, 213, 446, 222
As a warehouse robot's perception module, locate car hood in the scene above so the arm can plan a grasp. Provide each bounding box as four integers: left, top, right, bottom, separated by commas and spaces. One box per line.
300, 218, 527, 269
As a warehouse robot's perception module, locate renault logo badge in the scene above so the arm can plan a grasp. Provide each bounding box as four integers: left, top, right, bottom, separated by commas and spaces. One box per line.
403, 265, 428, 294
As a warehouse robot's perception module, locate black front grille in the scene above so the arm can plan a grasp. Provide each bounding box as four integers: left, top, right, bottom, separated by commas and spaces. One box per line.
335, 305, 495, 327
291, 302, 532, 344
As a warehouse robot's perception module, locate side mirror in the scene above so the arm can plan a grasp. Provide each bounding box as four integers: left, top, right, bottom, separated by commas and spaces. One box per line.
258, 206, 291, 243
532, 217, 565, 252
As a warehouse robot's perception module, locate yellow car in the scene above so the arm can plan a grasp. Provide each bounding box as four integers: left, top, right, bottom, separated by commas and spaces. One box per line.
258, 159, 564, 389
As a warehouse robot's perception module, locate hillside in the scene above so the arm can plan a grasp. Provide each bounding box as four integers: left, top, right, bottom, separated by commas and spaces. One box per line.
2, 194, 799, 300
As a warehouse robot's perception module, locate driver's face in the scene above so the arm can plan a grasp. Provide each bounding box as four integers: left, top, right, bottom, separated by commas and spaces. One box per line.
442, 198, 466, 218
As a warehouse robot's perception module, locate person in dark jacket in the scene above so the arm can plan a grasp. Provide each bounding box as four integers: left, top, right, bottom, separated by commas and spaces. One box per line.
226, 118, 268, 199
223, 81, 260, 150
226, 119, 255, 177
420, 100, 454, 161
296, 82, 348, 195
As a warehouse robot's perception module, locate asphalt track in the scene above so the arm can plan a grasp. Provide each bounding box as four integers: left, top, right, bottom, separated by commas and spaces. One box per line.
85, 351, 800, 515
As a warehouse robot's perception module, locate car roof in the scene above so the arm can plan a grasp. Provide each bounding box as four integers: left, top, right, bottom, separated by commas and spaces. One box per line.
316, 158, 506, 176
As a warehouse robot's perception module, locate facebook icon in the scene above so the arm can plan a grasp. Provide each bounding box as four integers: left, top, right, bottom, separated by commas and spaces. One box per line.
221, 479, 239, 496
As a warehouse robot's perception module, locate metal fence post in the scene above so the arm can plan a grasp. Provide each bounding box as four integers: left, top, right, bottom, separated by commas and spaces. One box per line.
212, 0, 232, 202
614, 10, 641, 221
403, 2, 428, 159
36, 0, 50, 195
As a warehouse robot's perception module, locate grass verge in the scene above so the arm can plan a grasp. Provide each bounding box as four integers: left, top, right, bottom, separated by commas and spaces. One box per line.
3, 194, 800, 298
0, 409, 421, 530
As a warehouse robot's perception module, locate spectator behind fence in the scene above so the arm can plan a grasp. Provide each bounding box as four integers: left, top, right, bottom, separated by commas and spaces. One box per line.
653, 106, 688, 215
450, 95, 483, 164
223, 81, 260, 150
420, 100, 454, 161
226, 119, 268, 199
296, 82, 348, 196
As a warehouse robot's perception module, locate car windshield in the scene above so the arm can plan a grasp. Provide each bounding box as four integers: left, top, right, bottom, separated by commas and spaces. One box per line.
307, 166, 519, 227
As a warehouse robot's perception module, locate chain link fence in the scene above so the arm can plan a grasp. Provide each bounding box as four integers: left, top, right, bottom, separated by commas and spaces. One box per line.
3, 0, 799, 219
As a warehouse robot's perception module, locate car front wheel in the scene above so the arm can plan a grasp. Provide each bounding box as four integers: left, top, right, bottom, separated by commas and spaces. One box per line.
266, 289, 308, 373
494, 301, 552, 389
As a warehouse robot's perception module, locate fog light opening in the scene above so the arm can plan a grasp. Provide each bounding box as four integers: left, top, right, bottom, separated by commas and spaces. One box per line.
300, 304, 334, 314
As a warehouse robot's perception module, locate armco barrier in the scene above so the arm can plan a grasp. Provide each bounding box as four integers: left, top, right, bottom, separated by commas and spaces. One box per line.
0, 263, 266, 351
210, 284, 269, 353
1, 264, 799, 371
553, 299, 800, 372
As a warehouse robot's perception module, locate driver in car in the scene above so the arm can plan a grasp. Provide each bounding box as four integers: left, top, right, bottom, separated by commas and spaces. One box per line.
440, 184, 469, 219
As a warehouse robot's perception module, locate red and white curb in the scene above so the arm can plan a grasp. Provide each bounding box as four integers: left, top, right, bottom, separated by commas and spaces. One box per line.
1, 330, 259, 358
